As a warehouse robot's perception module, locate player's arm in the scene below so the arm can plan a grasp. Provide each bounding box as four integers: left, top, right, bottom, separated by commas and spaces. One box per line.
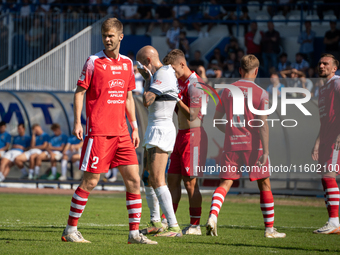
213, 109, 226, 133
73, 141, 83, 150
73, 86, 86, 140
126, 91, 140, 148
257, 114, 269, 167
12, 144, 25, 150
312, 131, 320, 161
0, 143, 10, 151
176, 100, 200, 122
30, 133, 36, 148
143, 91, 157, 108
63, 143, 71, 154
49, 143, 66, 152
34, 141, 48, 150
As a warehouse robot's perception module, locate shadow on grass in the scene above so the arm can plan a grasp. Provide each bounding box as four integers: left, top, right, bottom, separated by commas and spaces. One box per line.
185, 241, 339, 253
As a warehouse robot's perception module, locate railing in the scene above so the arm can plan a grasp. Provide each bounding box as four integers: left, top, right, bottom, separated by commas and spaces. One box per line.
0, 13, 105, 71
0, 15, 106, 91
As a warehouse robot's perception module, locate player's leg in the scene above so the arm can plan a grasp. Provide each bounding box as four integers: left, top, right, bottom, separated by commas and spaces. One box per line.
206, 179, 233, 236
314, 172, 340, 234
29, 153, 39, 179
167, 173, 181, 214
59, 152, 69, 181
257, 177, 286, 238
140, 149, 163, 235
182, 176, 202, 235
47, 152, 58, 180
14, 152, 29, 179
147, 147, 181, 237
0, 157, 13, 181
35, 151, 49, 178
62, 171, 100, 243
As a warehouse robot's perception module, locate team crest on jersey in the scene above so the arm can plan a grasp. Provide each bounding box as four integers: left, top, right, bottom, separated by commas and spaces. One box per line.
108, 79, 125, 88
103, 64, 107, 70
154, 79, 162, 85
123, 63, 128, 70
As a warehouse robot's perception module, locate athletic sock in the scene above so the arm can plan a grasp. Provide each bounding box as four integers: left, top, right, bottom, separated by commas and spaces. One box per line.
161, 202, 178, 220
105, 169, 112, 179
145, 186, 160, 222
66, 187, 89, 234
74, 161, 80, 169
51, 166, 57, 176
322, 177, 340, 226
0, 172, 5, 181
155, 185, 178, 228
126, 192, 142, 237
61, 159, 68, 177
112, 168, 118, 177
34, 166, 40, 176
190, 207, 202, 225
29, 169, 34, 175
209, 187, 227, 219
260, 191, 274, 228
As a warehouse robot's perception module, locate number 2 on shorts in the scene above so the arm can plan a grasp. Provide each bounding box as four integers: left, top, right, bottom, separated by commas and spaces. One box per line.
91, 156, 99, 169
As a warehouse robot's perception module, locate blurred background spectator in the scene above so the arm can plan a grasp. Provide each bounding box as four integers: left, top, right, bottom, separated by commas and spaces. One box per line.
278, 53, 291, 71
298, 21, 315, 67
133, 64, 144, 95
267, 73, 285, 97
324, 21, 340, 60
178, 30, 190, 59
291, 53, 309, 74
189, 50, 205, 72
166, 19, 180, 52
120, 0, 139, 35
202, 0, 227, 38
244, 22, 262, 60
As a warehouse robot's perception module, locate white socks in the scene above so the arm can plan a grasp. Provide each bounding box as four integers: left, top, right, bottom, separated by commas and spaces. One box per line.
155, 185, 178, 228
51, 166, 57, 176
65, 224, 77, 234
145, 186, 160, 222
34, 166, 40, 176
329, 217, 339, 226
61, 159, 68, 177
29, 169, 34, 175
0, 172, 5, 181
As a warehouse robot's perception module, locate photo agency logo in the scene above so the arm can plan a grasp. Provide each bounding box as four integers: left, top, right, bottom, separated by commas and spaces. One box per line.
199, 83, 312, 128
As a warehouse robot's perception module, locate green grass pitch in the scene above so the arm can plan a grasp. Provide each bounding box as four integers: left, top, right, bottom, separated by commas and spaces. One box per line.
0, 192, 339, 254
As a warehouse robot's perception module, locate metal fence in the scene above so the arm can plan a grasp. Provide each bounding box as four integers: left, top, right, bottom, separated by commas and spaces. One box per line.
0, 15, 105, 91
0, 12, 105, 71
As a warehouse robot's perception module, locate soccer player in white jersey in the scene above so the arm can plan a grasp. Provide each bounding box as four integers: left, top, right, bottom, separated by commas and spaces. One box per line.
61, 18, 157, 245
312, 53, 340, 234
136, 45, 182, 237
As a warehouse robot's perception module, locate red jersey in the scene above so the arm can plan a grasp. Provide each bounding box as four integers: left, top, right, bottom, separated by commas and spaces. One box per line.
245, 31, 261, 54
178, 71, 207, 121
77, 50, 135, 136
216, 79, 269, 151
318, 75, 340, 146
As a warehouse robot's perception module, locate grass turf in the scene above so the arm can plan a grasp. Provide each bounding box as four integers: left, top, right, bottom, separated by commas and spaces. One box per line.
0, 192, 339, 254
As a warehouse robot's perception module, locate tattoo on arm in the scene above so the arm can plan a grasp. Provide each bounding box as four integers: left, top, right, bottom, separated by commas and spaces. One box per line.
143, 92, 156, 107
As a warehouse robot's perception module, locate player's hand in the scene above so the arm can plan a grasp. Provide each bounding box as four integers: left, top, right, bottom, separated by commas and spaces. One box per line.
136, 61, 151, 81
132, 129, 140, 149
335, 134, 340, 150
178, 91, 183, 101
73, 123, 83, 141
311, 145, 319, 161
257, 153, 268, 168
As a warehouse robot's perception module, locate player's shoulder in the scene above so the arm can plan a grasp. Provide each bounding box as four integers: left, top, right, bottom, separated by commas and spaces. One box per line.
157, 65, 176, 77
87, 51, 103, 63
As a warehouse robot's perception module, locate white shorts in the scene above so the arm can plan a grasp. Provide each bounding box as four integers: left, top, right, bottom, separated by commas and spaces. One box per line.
0, 151, 6, 158
45, 151, 63, 161
143, 125, 176, 153
2, 149, 23, 162
65, 148, 81, 159
24, 148, 43, 160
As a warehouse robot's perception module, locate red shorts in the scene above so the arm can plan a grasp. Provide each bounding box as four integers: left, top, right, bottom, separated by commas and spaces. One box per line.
168, 127, 208, 177
79, 135, 138, 174
219, 149, 271, 181
318, 143, 340, 175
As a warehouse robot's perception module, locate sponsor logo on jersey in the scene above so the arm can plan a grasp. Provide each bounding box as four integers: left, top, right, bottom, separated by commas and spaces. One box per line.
123, 63, 128, 71
111, 65, 122, 70
112, 71, 121, 75
107, 99, 125, 104
108, 79, 125, 88
103, 64, 107, 70
185, 167, 190, 173
154, 79, 162, 85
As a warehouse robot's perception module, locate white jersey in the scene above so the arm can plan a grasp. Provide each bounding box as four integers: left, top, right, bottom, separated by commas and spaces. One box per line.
147, 65, 179, 127
143, 65, 179, 152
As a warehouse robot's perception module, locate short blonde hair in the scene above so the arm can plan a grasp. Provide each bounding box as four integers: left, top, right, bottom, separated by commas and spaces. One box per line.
101, 18, 123, 33
320, 53, 339, 68
240, 54, 260, 73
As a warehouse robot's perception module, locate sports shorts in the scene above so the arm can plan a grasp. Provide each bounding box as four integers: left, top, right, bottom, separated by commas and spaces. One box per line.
44, 150, 63, 161
219, 149, 271, 181
0, 151, 6, 157
143, 124, 176, 153
2, 149, 23, 162
318, 143, 340, 175
23, 148, 43, 160
168, 127, 208, 177
64, 148, 81, 159
80, 135, 138, 174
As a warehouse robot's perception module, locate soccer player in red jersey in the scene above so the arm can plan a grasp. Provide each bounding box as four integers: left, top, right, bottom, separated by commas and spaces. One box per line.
61, 18, 157, 245
312, 53, 340, 234
163, 49, 208, 235
205, 54, 286, 238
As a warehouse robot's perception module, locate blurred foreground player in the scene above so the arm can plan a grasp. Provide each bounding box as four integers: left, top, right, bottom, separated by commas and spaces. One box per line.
206, 55, 286, 238
61, 18, 157, 245
312, 53, 340, 234
163, 49, 208, 235
137, 46, 182, 237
